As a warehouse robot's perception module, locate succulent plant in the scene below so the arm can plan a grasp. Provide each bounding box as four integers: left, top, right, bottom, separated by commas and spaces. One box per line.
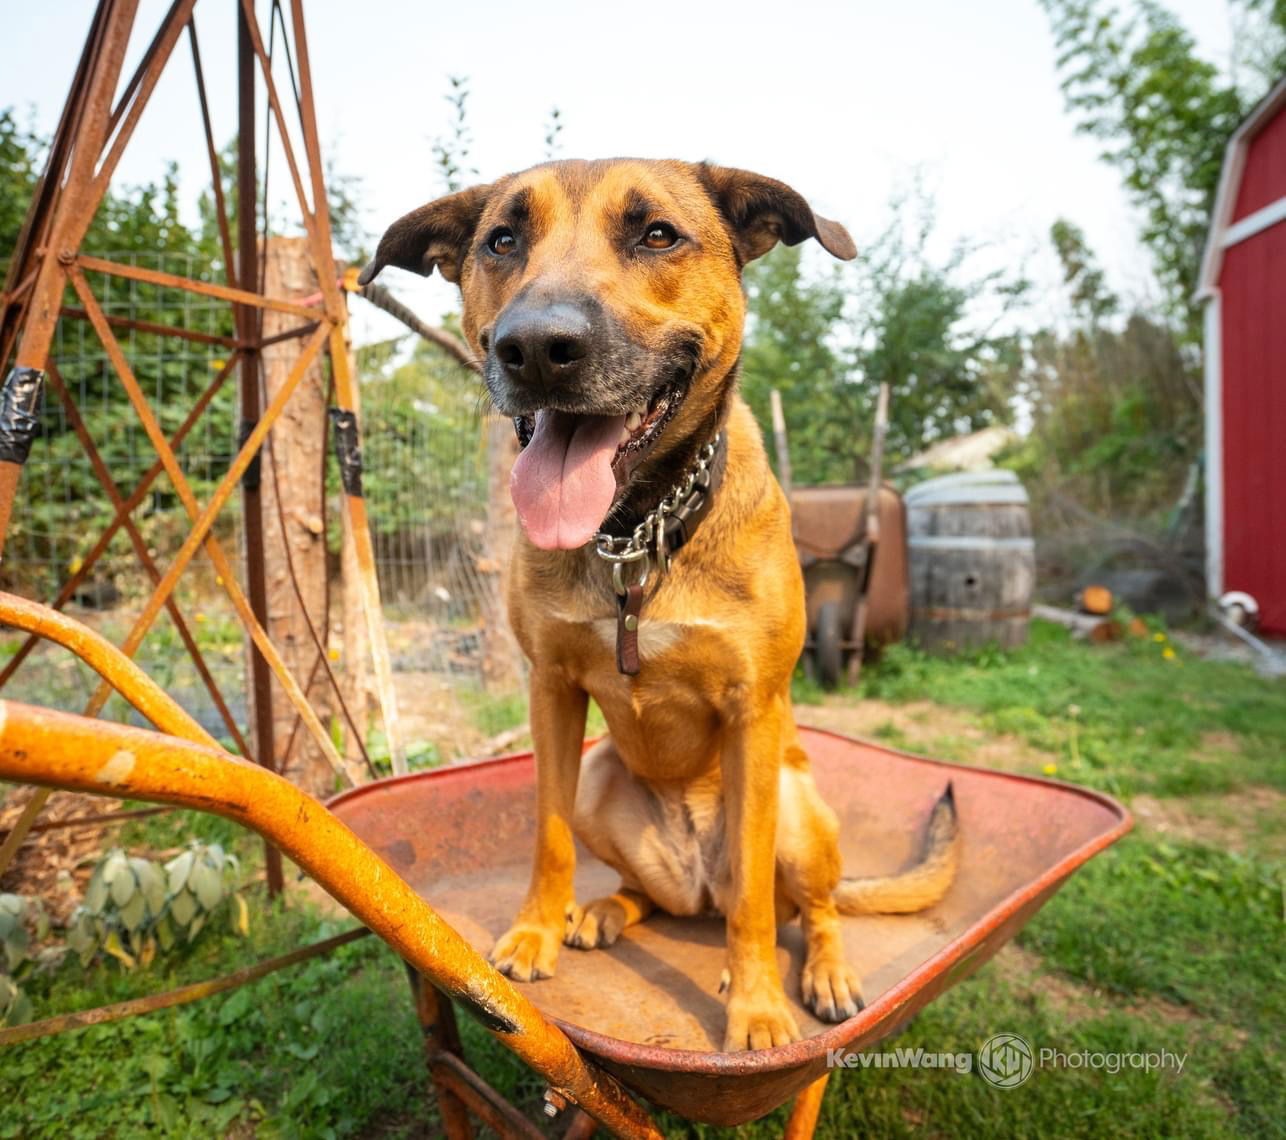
0, 893, 49, 972
0, 973, 31, 1028
67, 842, 246, 970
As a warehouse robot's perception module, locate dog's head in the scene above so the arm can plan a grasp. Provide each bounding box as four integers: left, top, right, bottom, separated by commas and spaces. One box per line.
360, 159, 855, 550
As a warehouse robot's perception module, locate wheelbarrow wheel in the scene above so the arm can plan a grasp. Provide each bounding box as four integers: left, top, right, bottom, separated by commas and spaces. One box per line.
816, 601, 844, 689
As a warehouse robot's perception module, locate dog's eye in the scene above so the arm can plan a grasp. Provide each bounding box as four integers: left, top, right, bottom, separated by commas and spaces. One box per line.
641, 223, 679, 250
488, 228, 517, 256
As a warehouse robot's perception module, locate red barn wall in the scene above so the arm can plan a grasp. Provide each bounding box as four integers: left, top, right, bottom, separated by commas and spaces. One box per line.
1219, 219, 1286, 635
1233, 108, 1286, 220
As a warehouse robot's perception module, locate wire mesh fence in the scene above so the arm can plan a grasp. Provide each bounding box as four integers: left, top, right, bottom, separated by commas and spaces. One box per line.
0, 255, 527, 764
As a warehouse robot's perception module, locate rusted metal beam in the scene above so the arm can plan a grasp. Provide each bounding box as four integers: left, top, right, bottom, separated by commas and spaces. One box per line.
187, 16, 236, 288
406, 968, 475, 1140
57, 305, 242, 350
92, 0, 197, 200
0, 927, 371, 1047
0, 697, 664, 1140
76, 255, 325, 320
239, 0, 322, 263
1, 806, 169, 838
236, 0, 280, 895
430, 1051, 547, 1140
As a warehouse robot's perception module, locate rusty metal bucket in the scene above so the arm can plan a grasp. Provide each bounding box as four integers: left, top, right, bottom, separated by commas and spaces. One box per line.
329, 728, 1130, 1127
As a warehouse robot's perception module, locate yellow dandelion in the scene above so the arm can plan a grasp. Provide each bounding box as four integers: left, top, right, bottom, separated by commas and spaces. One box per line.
1152, 631, 1167, 643
1162, 646, 1177, 661
195, 612, 207, 623
328, 647, 340, 661
1042, 763, 1058, 776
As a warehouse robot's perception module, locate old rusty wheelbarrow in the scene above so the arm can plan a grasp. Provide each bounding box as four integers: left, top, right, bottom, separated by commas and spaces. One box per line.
0, 596, 1131, 1137
792, 484, 909, 688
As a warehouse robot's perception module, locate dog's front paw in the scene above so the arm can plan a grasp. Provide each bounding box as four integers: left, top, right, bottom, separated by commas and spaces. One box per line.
802, 952, 864, 1022
490, 922, 561, 981
723, 982, 801, 1051
565, 896, 627, 950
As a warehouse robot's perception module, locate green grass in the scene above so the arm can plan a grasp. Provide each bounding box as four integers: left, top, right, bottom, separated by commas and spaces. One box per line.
3, 619, 1282, 1136
847, 620, 1286, 799
0, 904, 435, 1139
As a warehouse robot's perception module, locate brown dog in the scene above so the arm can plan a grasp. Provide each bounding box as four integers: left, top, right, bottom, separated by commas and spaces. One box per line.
361, 159, 959, 1051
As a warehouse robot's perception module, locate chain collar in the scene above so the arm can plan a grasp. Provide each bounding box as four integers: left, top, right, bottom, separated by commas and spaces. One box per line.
593, 435, 721, 597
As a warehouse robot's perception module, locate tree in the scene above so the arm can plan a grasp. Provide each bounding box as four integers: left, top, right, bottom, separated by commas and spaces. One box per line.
741, 189, 1027, 484
1051, 218, 1119, 327
0, 110, 45, 259
740, 245, 850, 484
1039, 0, 1250, 338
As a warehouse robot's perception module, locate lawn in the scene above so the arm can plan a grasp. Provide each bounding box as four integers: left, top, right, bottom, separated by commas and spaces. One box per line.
1, 619, 1282, 1137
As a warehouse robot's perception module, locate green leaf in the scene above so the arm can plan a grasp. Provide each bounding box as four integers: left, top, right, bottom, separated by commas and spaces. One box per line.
84, 868, 109, 914
109, 863, 136, 908
137, 861, 167, 914
166, 850, 195, 896
120, 891, 148, 933
3, 926, 28, 972
155, 914, 175, 951
169, 889, 197, 928
191, 862, 224, 911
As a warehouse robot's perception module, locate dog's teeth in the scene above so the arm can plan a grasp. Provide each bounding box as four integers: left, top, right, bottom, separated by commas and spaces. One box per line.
632, 404, 647, 417
620, 426, 631, 444
626, 411, 642, 431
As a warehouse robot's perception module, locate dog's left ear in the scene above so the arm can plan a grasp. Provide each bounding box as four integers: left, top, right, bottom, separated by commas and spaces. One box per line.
357, 182, 494, 286
695, 163, 856, 265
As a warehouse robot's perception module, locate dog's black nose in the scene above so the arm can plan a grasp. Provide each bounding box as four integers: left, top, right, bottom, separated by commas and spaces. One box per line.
493, 301, 593, 388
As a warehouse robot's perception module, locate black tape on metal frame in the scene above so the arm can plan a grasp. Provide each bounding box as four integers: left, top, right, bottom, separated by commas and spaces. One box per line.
328, 407, 363, 497
0, 367, 45, 465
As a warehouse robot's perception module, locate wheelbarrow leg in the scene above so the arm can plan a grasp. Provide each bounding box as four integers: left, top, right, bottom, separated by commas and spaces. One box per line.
783, 1072, 831, 1139
405, 964, 474, 1140
562, 1109, 599, 1138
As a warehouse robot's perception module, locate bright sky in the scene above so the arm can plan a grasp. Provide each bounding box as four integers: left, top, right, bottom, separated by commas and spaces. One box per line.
6, 0, 1238, 345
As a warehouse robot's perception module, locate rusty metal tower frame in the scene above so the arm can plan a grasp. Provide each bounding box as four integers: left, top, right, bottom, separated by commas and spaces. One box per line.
0, 0, 407, 884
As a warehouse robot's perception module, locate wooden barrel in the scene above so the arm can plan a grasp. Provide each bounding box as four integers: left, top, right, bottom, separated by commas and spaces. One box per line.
905, 470, 1034, 651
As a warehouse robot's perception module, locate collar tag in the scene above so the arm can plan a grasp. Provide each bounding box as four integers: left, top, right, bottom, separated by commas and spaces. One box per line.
593, 433, 724, 675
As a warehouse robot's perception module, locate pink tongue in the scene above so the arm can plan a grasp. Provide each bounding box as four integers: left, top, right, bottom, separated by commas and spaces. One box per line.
510, 410, 626, 550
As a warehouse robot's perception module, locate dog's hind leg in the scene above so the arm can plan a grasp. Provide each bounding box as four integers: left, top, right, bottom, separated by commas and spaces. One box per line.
776, 754, 864, 1021
565, 885, 655, 950
566, 737, 700, 949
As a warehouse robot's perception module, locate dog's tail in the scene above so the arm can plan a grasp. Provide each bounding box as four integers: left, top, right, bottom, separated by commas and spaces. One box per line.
833, 783, 959, 915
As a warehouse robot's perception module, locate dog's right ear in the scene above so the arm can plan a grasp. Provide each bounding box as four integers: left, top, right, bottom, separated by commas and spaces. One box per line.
357, 183, 494, 286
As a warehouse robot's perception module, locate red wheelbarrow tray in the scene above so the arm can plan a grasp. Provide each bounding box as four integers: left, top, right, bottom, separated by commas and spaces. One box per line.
329, 725, 1130, 1127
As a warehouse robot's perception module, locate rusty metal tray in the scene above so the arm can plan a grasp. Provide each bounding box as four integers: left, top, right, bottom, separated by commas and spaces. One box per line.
329, 727, 1130, 1126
